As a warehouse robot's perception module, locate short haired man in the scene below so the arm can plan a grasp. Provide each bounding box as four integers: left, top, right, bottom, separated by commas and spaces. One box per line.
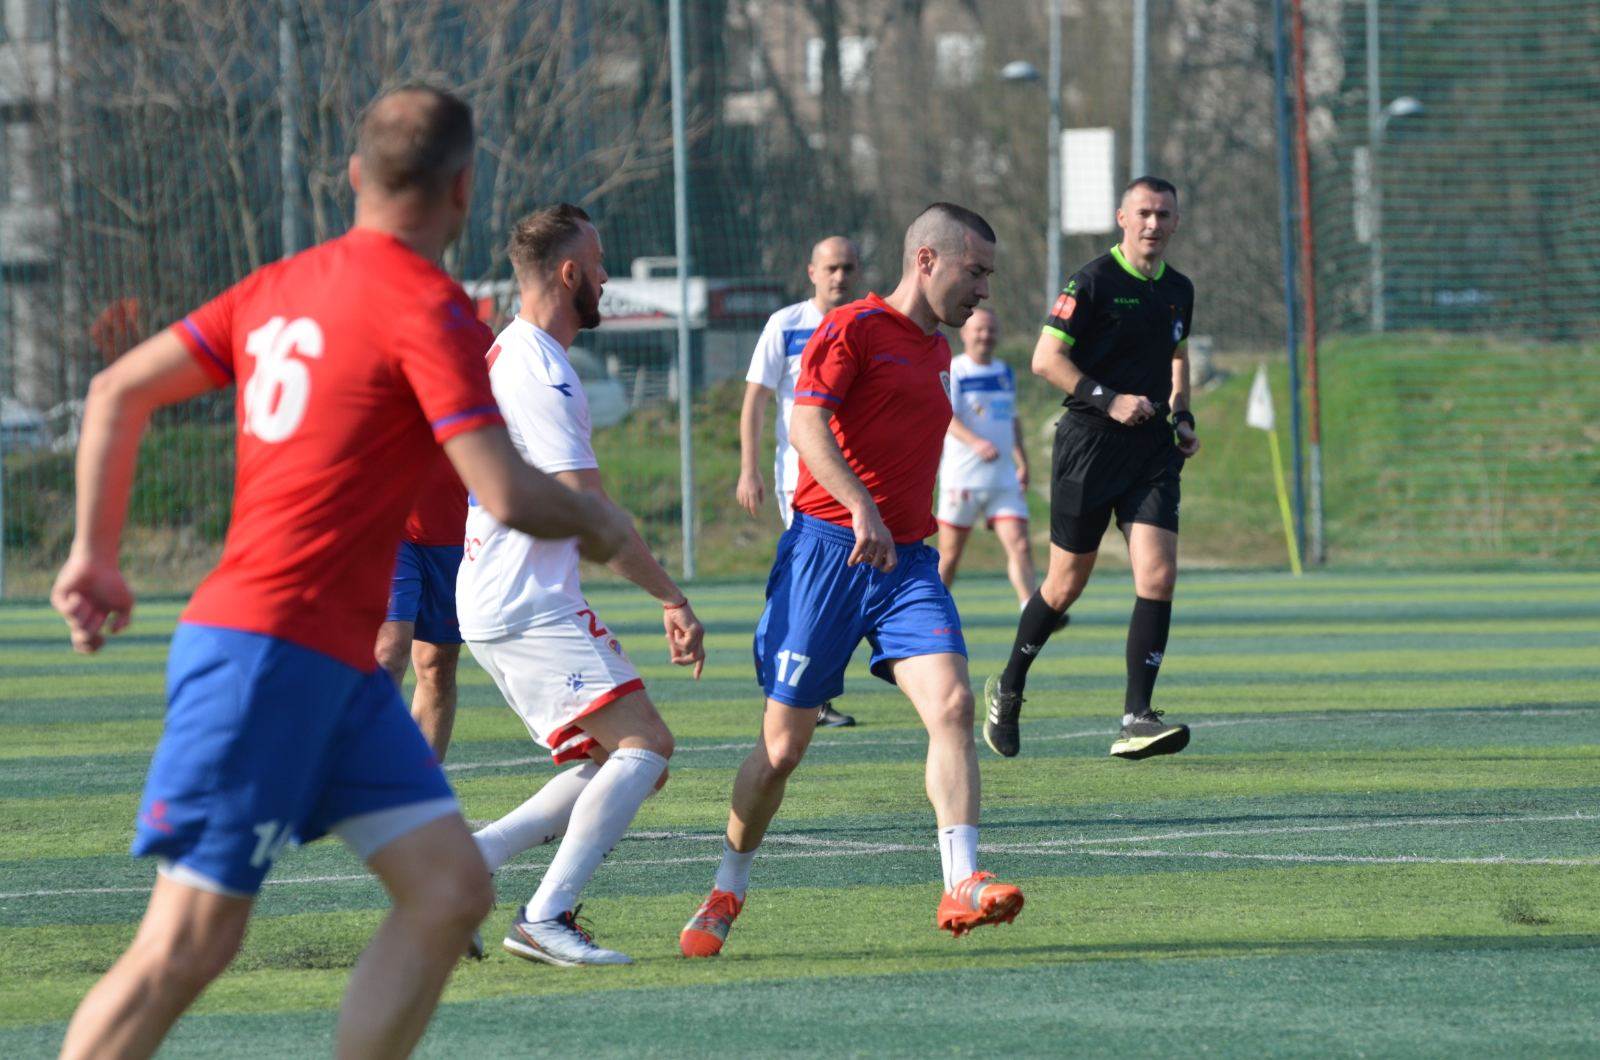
935, 307, 1046, 607
984, 177, 1202, 762
49, 87, 629, 1058
680, 204, 1025, 959
457, 203, 705, 966
737, 234, 861, 728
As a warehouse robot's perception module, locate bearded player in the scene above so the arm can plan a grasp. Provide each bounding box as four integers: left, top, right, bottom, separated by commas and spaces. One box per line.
457, 203, 705, 966
680, 204, 1025, 958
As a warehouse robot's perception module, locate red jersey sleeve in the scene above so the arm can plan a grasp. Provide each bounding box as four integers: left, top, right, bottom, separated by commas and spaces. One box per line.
394, 289, 504, 443
171, 281, 244, 387
793, 313, 861, 409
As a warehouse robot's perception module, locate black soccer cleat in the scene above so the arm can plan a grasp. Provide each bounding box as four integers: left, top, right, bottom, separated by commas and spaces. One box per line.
1109, 710, 1191, 760
817, 702, 856, 728
983, 674, 1024, 758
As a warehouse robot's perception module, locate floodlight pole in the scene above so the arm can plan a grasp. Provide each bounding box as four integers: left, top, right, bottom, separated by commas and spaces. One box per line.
278, 0, 300, 257
1045, 0, 1062, 306
669, 0, 696, 580
1130, 0, 1148, 180
1366, 0, 1385, 333
1271, 0, 1307, 564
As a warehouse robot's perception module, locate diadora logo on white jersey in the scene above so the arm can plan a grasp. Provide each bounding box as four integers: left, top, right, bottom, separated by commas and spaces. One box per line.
243, 316, 324, 442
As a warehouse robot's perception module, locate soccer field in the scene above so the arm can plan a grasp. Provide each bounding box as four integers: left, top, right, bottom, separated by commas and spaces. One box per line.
2, 570, 1598, 1057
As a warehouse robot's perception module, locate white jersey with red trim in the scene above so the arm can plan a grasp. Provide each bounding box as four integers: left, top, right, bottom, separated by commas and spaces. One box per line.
456, 317, 599, 640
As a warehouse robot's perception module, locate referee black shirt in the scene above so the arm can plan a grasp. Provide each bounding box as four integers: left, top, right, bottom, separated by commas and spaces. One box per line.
1042, 244, 1194, 425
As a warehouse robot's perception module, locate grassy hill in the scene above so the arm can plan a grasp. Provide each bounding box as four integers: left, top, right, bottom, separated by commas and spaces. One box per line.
3, 332, 1594, 594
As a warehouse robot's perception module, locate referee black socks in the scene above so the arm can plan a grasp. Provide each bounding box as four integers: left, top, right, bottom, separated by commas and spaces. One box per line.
1124, 596, 1172, 717
999, 592, 1069, 694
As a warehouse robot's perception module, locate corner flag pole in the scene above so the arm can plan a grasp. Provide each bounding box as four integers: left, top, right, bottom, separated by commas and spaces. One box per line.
1247, 365, 1303, 576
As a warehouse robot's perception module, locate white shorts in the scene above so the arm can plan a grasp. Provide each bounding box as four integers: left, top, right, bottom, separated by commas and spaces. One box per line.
466, 608, 643, 765
937, 484, 1030, 530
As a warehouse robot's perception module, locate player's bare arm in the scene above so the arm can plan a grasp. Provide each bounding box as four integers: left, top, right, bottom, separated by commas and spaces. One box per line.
1171, 341, 1201, 458
737, 381, 773, 516
444, 427, 629, 563
947, 415, 999, 462
557, 467, 706, 678
52, 330, 220, 653
1030, 330, 1156, 427
790, 404, 895, 572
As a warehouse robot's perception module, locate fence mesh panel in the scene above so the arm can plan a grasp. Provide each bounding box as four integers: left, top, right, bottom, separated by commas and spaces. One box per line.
1, 1, 1595, 592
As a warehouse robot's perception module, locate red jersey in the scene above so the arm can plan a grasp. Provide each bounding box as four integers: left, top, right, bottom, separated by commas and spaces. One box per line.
403, 450, 469, 546
791, 293, 953, 542
174, 228, 503, 670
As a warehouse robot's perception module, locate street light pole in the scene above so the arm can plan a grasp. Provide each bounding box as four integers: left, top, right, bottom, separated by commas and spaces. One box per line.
1045, 0, 1062, 307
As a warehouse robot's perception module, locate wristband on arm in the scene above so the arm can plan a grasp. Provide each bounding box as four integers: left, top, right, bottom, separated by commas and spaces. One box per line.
1172, 410, 1196, 430
1073, 376, 1117, 413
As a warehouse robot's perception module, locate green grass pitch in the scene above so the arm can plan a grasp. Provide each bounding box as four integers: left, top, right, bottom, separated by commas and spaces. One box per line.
2, 570, 1597, 1056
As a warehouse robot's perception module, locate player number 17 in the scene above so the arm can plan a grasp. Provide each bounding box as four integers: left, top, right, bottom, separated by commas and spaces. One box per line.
774, 650, 810, 687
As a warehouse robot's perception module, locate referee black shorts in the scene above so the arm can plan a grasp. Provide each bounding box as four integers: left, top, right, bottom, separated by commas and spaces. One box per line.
1049, 414, 1183, 554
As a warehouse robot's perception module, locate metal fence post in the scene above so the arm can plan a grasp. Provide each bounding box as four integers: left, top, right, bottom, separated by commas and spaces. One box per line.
669, 0, 696, 581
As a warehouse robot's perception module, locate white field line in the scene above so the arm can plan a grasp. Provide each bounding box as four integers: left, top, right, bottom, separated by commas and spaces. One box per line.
440, 705, 1593, 773
1067, 849, 1600, 867
3, 811, 1595, 903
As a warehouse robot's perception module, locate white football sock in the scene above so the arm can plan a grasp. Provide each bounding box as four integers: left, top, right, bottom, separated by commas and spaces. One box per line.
473, 761, 598, 873
526, 747, 667, 922
938, 824, 979, 891
712, 840, 758, 899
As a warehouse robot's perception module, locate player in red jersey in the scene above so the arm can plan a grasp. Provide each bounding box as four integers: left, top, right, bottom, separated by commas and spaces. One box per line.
377, 451, 469, 759
49, 87, 629, 1060
680, 204, 1025, 958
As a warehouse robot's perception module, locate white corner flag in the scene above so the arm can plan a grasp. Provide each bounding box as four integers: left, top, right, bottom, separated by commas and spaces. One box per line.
1245, 365, 1302, 575
1246, 364, 1276, 431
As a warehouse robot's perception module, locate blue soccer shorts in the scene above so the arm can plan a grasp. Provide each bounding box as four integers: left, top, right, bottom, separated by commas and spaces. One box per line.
753, 513, 966, 709
132, 623, 459, 896
386, 541, 464, 645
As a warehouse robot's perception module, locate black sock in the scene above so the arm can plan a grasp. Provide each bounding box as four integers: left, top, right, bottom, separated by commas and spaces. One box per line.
1124, 596, 1172, 717
1000, 592, 1068, 694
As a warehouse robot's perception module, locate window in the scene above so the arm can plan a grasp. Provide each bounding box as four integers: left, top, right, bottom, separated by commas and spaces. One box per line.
1, 123, 37, 205
806, 35, 875, 95
935, 33, 982, 87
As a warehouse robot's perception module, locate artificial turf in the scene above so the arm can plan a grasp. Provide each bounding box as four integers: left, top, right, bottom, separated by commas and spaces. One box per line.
1, 570, 1596, 1056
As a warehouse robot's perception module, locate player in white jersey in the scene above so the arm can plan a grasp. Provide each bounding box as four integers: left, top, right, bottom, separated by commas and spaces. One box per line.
457, 203, 705, 967
936, 308, 1042, 606
737, 234, 861, 727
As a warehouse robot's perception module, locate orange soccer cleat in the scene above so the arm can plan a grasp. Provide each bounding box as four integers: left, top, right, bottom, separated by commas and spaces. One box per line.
936, 871, 1024, 937
679, 889, 743, 957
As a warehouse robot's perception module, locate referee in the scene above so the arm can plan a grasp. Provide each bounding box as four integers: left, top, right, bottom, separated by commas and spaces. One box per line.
983, 176, 1201, 760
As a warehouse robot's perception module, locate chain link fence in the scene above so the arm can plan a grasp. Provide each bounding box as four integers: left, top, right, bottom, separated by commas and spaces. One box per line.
0, 1, 1594, 593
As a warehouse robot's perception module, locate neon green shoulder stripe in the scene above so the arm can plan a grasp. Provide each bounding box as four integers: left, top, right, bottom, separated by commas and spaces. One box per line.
1041, 325, 1074, 345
